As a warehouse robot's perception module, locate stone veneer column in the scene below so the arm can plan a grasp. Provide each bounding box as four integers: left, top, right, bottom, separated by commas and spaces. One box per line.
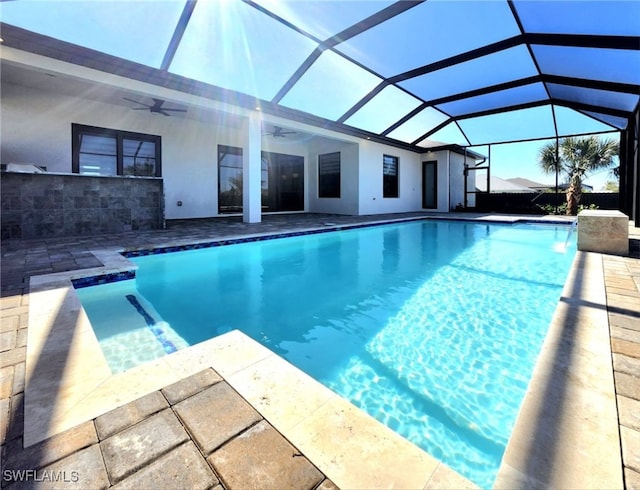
242, 112, 262, 224
577, 209, 629, 255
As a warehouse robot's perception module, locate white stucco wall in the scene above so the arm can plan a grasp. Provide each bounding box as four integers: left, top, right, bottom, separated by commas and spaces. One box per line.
1, 82, 73, 171
357, 140, 423, 215
1, 79, 465, 219
448, 151, 478, 210
0, 82, 247, 219
448, 152, 466, 211
307, 139, 359, 215
421, 150, 450, 212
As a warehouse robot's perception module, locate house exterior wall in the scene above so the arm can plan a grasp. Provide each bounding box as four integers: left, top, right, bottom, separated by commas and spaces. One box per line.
449, 152, 465, 211
0, 82, 247, 220
1, 81, 463, 223
307, 139, 359, 215
421, 150, 450, 212
357, 140, 423, 215
448, 151, 478, 210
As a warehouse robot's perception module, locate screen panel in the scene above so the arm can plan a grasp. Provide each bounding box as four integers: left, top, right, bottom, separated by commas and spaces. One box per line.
547, 84, 639, 113
419, 123, 469, 147
399, 46, 539, 102
170, 0, 317, 100
459, 105, 556, 145
533, 45, 640, 86
252, 0, 394, 41
345, 86, 422, 133
436, 83, 548, 117
514, 0, 640, 36
554, 106, 618, 135
0, 0, 185, 68
335, 0, 521, 77
581, 112, 629, 130
387, 107, 449, 143
280, 50, 382, 121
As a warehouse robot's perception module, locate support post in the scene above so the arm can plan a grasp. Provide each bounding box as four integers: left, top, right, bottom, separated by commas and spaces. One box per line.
242, 112, 262, 223
555, 138, 559, 215
487, 145, 491, 194
463, 147, 468, 209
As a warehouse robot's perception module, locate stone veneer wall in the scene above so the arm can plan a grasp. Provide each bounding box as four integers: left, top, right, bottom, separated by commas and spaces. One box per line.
1, 172, 164, 240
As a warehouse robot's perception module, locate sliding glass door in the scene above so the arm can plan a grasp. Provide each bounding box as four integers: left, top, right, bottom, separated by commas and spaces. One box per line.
218, 148, 304, 214
218, 145, 243, 214
261, 152, 304, 212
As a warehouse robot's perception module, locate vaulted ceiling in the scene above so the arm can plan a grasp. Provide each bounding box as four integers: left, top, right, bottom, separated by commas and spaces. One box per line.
1, 0, 638, 151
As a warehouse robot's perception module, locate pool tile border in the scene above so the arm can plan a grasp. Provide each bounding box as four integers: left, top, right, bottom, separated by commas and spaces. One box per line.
71, 270, 136, 289
120, 215, 431, 257
122, 215, 573, 258
73, 216, 575, 289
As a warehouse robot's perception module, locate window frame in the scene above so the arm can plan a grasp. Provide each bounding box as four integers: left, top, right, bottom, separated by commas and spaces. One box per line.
383, 154, 399, 198
72, 123, 162, 177
318, 152, 341, 198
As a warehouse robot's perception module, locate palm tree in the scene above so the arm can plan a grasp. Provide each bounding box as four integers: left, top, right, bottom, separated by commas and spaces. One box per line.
538, 136, 618, 215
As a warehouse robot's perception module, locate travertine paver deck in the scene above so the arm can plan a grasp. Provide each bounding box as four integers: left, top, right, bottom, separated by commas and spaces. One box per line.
603, 225, 640, 490
2, 367, 335, 489
1, 212, 638, 489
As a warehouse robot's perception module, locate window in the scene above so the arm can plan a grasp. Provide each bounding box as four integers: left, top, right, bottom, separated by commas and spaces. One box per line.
72, 124, 161, 177
383, 154, 399, 198
218, 145, 243, 214
318, 152, 340, 198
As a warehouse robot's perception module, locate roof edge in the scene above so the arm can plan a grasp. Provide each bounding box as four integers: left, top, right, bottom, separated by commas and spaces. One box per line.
422, 144, 485, 160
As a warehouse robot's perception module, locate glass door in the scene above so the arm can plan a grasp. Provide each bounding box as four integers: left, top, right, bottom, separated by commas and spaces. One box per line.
422, 160, 437, 209
261, 152, 304, 211
218, 145, 243, 214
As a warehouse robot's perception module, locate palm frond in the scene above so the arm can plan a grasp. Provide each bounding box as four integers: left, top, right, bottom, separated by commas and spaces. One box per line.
538, 141, 560, 175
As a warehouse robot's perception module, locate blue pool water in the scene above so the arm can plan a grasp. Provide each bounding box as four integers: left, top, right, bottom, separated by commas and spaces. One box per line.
76, 219, 576, 488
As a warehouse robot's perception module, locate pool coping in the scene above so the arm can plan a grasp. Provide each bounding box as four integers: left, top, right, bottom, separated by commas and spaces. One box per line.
25, 216, 621, 489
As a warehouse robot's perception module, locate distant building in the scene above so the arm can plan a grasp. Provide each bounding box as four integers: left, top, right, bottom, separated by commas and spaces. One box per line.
505, 177, 593, 193
505, 177, 549, 191
475, 176, 535, 193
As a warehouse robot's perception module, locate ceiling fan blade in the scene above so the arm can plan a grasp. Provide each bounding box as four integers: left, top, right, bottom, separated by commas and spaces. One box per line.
125, 95, 186, 116
269, 127, 296, 137
123, 97, 150, 107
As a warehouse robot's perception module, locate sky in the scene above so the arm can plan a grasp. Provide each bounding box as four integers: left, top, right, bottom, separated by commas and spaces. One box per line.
469, 133, 621, 191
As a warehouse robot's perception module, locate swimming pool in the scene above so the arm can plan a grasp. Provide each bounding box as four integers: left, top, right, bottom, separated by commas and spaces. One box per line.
76, 219, 576, 488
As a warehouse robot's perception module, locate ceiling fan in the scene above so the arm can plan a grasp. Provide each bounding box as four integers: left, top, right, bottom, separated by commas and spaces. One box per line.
264, 126, 297, 138
124, 97, 187, 116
